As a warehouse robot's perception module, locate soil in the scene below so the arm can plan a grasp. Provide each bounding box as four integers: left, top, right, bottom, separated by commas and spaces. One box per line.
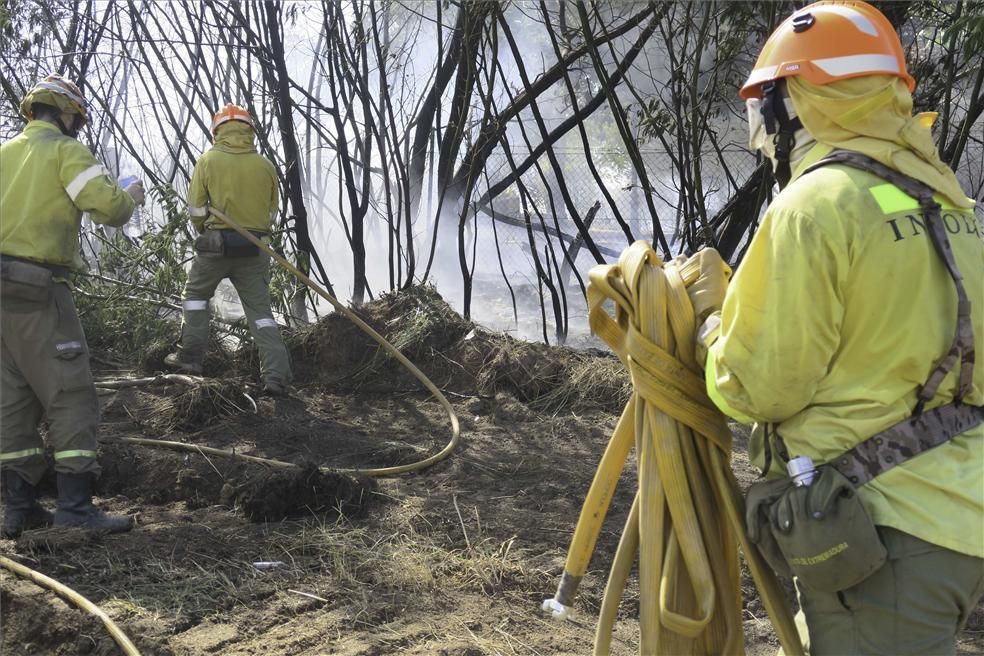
2, 286, 981, 655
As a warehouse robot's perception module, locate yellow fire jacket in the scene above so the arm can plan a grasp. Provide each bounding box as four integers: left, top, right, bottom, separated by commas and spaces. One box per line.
0, 121, 135, 267
187, 122, 279, 233
707, 151, 983, 558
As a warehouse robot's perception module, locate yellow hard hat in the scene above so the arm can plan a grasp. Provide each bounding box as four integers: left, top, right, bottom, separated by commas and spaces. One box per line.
20, 74, 89, 126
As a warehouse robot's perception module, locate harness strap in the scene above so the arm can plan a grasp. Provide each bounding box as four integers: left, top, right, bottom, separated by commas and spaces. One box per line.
797, 151, 980, 484
762, 81, 803, 189
803, 151, 976, 408
833, 402, 984, 487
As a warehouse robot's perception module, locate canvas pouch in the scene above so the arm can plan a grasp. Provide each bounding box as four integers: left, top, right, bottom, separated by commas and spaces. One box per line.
746, 465, 887, 592
221, 230, 262, 257
194, 229, 225, 255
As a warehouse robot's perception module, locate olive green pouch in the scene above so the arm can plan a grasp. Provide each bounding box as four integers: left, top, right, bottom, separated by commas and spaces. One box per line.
221, 230, 263, 257
194, 229, 225, 255
769, 466, 887, 592
746, 477, 795, 578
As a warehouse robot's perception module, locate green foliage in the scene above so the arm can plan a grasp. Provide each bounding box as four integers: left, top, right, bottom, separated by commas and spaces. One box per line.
76, 277, 179, 362
943, 10, 984, 60
76, 184, 194, 361
0, 0, 60, 56
637, 98, 674, 141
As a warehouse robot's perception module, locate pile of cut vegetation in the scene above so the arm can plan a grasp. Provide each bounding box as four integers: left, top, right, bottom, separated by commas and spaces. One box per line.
145, 379, 254, 431
292, 285, 631, 413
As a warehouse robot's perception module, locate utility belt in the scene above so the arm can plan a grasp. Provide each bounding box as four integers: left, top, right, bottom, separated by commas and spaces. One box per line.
194, 229, 268, 258
747, 402, 983, 593
745, 151, 981, 594
0, 255, 69, 306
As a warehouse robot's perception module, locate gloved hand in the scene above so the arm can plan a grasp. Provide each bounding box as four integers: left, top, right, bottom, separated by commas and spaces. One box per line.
687, 248, 732, 323
124, 179, 146, 207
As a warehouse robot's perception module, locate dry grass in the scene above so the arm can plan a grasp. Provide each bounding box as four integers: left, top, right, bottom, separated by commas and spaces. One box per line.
151, 379, 254, 431
528, 352, 630, 414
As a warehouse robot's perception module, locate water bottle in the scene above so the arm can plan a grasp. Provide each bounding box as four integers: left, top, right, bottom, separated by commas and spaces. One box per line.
119, 174, 144, 236
787, 456, 818, 487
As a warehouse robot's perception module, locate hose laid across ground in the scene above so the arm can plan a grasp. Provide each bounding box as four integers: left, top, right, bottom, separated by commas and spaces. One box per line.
1, 211, 460, 656
116, 207, 460, 478
0, 555, 141, 655
543, 242, 803, 655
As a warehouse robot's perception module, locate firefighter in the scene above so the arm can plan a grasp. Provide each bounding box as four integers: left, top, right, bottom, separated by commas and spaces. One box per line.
0, 74, 144, 536
691, 2, 983, 653
164, 104, 291, 395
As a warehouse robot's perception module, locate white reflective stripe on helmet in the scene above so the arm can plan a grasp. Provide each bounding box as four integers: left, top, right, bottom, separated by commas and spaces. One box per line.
212, 115, 255, 132
744, 66, 779, 91
32, 80, 86, 107
815, 5, 878, 37
255, 318, 277, 329
813, 53, 901, 77
65, 165, 108, 201
189, 206, 209, 218
183, 300, 208, 311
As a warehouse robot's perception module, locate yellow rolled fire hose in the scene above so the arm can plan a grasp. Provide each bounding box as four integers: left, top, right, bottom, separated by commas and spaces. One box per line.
541, 242, 804, 655
116, 207, 460, 477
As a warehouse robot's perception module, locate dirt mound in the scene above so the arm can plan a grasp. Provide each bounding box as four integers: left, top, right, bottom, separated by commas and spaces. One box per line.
89, 443, 375, 523
234, 464, 376, 522
292, 285, 470, 385
291, 284, 631, 413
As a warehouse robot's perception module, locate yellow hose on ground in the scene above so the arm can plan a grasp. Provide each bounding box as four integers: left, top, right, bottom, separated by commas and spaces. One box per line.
0, 555, 142, 655
542, 241, 803, 655
117, 207, 460, 477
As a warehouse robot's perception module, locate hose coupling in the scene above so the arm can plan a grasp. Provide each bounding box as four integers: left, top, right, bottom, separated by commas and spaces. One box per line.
541, 596, 574, 621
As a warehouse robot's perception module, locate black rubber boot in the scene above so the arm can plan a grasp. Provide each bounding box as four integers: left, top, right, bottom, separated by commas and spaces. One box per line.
1, 470, 54, 538
53, 472, 133, 533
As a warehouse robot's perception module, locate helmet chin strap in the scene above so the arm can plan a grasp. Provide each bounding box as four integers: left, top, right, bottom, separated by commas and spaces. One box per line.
55, 114, 82, 138
761, 81, 803, 189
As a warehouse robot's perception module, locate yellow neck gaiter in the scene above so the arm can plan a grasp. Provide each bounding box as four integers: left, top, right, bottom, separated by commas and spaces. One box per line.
786, 75, 974, 209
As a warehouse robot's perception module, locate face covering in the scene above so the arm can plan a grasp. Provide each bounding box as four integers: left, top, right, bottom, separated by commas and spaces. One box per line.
747, 95, 817, 186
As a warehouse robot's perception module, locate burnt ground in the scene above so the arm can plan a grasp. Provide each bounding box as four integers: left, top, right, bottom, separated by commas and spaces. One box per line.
2, 286, 981, 655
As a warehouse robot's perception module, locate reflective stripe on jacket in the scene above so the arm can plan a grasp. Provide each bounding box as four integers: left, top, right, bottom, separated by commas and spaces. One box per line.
707, 159, 983, 558
187, 122, 279, 233
0, 121, 134, 267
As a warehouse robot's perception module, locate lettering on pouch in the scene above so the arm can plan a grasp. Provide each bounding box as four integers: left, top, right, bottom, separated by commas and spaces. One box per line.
886, 211, 981, 242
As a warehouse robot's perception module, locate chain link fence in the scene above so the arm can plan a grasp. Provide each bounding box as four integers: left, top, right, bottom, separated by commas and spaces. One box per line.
461, 138, 981, 343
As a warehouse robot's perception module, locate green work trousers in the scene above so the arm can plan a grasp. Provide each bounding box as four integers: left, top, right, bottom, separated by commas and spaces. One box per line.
790, 527, 984, 656
177, 252, 291, 386
0, 283, 101, 484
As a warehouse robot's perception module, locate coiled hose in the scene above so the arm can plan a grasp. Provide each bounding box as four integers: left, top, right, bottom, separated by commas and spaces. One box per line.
542, 242, 803, 655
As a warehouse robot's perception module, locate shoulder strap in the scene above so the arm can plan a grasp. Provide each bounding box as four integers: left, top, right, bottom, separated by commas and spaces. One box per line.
803, 151, 976, 411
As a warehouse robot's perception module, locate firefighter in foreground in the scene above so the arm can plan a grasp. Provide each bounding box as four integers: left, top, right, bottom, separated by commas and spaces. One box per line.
688, 2, 984, 654
0, 75, 145, 537
164, 104, 291, 395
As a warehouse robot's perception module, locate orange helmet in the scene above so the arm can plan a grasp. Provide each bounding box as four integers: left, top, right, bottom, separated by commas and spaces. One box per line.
740, 1, 915, 100
20, 74, 89, 126
211, 103, 255, 135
